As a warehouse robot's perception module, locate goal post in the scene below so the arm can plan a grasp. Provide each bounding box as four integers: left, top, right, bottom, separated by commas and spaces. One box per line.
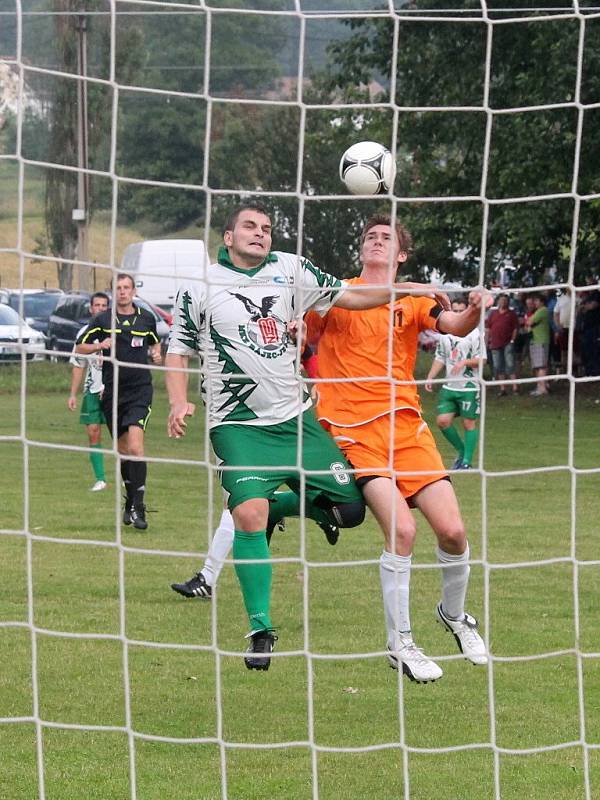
1, 4, 599, 800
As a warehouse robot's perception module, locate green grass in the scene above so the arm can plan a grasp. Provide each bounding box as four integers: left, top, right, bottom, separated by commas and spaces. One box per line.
1, 361, 599, 799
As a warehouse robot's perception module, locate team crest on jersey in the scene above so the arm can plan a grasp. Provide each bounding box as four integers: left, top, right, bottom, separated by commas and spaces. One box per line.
231, 291, 289, 358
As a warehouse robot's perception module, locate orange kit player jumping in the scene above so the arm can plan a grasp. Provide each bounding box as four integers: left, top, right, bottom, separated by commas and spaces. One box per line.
305, 214, 489, 683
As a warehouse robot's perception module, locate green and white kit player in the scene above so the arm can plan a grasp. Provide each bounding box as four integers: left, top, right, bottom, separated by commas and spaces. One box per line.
165, 202, 447, 671
425, 297, 486, 470
67, 292, 110, 491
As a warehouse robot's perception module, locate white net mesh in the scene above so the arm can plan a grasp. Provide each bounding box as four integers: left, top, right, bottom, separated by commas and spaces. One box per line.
1, 2, 599, 799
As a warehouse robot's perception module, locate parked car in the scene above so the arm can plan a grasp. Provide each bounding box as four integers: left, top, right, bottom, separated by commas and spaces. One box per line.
0, 304, 46, 362
0, 288, 64, 344
47, 291, 170, 357
46, 293, 93, 356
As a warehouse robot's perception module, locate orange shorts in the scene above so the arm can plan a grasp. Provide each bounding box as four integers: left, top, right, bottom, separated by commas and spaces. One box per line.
325, 409, 448, 501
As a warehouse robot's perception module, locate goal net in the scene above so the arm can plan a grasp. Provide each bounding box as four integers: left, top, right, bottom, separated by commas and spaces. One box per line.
1, 2, 599, 799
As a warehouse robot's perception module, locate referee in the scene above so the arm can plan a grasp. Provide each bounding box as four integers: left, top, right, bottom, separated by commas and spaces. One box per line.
76, 273, 161, 530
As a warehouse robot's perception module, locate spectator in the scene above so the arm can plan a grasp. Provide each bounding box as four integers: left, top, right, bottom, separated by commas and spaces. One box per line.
553, 288, 575, 373
486, 293, 519, 395
578, 289, 600, 376
525, 293, 551, 395
545, 290, 561, 372
514, 295, 535, 375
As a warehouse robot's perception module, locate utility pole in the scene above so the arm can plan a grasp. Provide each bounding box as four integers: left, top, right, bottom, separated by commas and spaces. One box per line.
75, 13, 90, 291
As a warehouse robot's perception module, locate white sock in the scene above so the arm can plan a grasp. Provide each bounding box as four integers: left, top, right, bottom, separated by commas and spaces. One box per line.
202, 509, 234, 586
437, 543, 470, 620
379, 550, 412, 641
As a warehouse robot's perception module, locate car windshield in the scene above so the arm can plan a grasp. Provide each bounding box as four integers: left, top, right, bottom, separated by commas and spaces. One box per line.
0, 305, 23, 325
9, 293, 61, 317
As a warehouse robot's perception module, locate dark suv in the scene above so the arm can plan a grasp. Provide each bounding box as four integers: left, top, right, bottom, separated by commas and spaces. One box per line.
47, 292, 170, 357
46, 293, 93, 356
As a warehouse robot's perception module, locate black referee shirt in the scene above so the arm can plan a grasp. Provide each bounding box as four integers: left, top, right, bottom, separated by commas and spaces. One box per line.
77, 305, 159, 392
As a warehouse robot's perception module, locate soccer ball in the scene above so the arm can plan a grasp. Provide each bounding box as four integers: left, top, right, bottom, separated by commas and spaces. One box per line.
339, 141, 396, 195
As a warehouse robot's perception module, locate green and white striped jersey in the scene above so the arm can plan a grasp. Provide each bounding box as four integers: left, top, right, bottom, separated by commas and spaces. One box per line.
70, 323, 103, 395
434, 329, 484, 392
168, 249, 345, 428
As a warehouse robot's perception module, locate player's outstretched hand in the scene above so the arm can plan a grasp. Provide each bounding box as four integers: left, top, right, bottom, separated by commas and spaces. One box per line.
468, 290, 494, 310
168, 402, 196, 439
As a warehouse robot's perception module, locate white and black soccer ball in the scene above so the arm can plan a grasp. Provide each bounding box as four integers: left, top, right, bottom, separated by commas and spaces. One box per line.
339, 141, 396, 195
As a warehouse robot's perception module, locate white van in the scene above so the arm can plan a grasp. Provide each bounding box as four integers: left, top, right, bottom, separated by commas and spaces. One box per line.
121, 239, 209, 312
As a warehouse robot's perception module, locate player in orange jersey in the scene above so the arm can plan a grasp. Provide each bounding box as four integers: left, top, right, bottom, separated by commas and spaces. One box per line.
305, 214, 490, 683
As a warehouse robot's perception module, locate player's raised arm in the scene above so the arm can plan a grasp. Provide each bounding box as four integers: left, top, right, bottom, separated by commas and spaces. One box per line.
335, 281, 450, 311
165, 353, 195, 438
437, 291, 492, 337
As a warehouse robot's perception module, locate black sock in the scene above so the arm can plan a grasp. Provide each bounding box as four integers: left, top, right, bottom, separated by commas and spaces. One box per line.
128, 461, 147, 506
121, 461, 133, 503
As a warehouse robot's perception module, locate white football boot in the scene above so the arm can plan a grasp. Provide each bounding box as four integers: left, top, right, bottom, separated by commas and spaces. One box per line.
436, 603, 488, 665
387, 632, 443, 683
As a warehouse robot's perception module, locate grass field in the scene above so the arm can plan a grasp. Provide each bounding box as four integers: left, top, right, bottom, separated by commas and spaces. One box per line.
1, 361, 599, 799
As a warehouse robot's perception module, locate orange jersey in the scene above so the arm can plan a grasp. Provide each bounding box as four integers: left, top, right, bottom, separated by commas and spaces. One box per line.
306, 278, 440, 427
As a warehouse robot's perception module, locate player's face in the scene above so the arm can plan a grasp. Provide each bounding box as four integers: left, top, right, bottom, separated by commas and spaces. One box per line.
90, 297, 108, 315
115, 278, 136, 310
224, 209, 273, 268
360, 224, 407, 272
451, 302, 467, 313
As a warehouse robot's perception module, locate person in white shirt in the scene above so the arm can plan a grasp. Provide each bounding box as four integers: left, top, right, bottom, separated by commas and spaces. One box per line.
425, 297, 486, 469
67, 292, 110, 491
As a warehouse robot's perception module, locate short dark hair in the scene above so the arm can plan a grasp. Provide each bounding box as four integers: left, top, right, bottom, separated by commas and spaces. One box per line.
90, 291, 109, 306
360, 214, 413, 254
451, 294, 468, 307
113, 272, 135, 289
223, 202, 271, 236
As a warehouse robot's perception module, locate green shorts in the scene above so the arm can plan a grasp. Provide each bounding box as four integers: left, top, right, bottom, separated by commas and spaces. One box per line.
210, 409, 363, 511
437, 387, 480, 420
79, 392, 106, 426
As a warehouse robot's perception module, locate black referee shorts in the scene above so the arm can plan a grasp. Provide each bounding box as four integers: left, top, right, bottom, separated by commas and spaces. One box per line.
101, 384, 153, 439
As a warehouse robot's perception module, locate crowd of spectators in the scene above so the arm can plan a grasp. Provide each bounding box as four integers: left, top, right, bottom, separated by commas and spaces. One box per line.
419, 282, 600, 392
485, 284, 600, 392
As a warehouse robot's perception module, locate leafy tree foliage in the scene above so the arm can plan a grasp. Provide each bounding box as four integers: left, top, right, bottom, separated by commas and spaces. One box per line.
24, 0, 144, 288
114, 0, 292, 231
320, 5, 600, 284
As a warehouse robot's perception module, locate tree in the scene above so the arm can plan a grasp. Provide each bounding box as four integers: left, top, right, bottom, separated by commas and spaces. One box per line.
114, 1, 291, 232
33, 1, 144, 289
315, 4, 600, 284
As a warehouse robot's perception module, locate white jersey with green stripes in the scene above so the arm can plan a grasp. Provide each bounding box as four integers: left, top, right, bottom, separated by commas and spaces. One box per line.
434, 329, 484, 391
168, 249, 346, 428
70, 323, 103, 395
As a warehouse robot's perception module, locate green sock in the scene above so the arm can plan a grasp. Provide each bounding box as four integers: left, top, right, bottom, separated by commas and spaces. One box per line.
268, 491, 300, 528
462, 429, 479, 467
233, 530, 273, 632
89, 444, 105, 481
440, 425, 464, 458
269, 489, 333, 530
